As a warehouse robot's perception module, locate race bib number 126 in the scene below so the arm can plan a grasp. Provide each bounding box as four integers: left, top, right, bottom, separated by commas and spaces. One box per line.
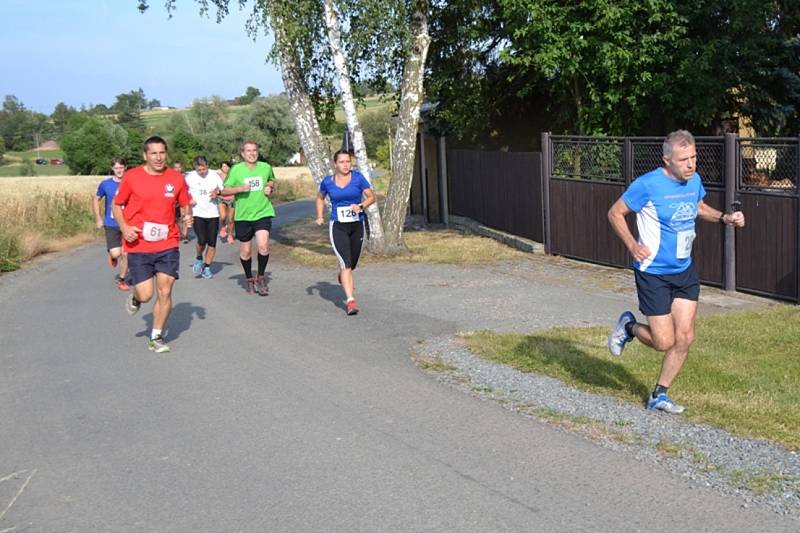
336, 206, 359, 223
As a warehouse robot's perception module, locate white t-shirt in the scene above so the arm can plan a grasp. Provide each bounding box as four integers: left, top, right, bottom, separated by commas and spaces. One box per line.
185, 170, 224, 219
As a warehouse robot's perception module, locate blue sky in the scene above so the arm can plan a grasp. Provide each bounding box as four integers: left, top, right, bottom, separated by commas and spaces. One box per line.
0, 0, 284, 114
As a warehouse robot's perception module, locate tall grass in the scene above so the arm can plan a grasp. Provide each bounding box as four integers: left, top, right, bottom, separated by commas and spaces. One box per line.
0, 192, 96, 271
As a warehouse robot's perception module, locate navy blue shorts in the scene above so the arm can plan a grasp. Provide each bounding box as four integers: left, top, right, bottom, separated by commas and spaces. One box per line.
235, 216, 273, 242
126, 247, 180, 286
634, 268, 700, 317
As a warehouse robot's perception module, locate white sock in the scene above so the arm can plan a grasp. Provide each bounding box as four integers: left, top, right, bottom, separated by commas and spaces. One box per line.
151, 329, 162, 340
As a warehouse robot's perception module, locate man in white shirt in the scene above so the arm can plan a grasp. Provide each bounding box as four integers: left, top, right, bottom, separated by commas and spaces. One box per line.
184, 155, 225, 279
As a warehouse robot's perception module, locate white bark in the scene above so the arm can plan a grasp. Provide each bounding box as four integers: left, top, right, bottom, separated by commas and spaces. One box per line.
270, 15, 332, 185
322, 0, 385, 251
382, 0, 430, 251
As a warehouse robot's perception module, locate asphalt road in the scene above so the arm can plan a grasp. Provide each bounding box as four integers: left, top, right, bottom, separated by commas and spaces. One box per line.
0, 200, 793, 532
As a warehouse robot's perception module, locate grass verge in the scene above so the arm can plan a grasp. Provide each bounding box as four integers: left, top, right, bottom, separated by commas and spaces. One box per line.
273, 216, 526, 267
0, 192, 96, 271
460, 306, 800, 450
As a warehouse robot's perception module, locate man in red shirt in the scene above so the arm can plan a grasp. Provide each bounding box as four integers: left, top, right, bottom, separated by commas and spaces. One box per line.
112, 136, 192, 353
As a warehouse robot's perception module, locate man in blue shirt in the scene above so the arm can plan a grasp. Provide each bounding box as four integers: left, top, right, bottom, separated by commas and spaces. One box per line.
607, 130, 745, 414
93, 157, 129, 291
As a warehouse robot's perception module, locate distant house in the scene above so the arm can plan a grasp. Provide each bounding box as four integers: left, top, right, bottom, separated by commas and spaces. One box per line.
287, 152, 305, 165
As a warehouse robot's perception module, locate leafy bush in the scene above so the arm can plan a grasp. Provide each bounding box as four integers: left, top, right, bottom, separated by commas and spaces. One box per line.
62, 116, 132, 174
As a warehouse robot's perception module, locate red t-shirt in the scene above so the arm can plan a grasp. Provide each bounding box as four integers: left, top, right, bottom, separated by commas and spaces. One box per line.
114, 166, 189, 253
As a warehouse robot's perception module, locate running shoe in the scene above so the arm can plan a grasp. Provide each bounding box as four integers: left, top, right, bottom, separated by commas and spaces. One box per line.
646, 393, 685, 414
255, 275, 269, 296
246, 278, 256, 295
148, 335, 171, 353
192, 258, 203, 277
107, 255, 117, 268
219, 227, 227, 239
227, 234, 235, 244
346, 299, 359, 316
201, 266, 213, 279
182, 236, 189, 244
126, 293, 141, 315
608, 311, 636, 356
115, 275, 130, 291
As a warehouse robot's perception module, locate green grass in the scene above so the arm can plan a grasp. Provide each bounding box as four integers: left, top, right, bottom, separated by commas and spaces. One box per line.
461, 306, 800, 450
0, 163, 73, 177
1, 148, 71, 176
4, 148, 65, 162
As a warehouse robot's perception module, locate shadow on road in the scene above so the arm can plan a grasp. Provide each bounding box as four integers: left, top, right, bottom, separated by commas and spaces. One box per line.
306, 280, 345, 310
135, 301, 207, 342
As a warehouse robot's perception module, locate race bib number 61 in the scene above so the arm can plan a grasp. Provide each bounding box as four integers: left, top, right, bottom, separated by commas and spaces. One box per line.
143, 221, 169, 242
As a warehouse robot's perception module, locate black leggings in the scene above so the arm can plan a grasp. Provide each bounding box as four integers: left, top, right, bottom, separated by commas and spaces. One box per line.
329, 220, 364, 270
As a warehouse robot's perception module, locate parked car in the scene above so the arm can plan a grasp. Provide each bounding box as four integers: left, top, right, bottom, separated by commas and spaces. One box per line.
49, 159, 63, 165
35, 158, 48, 165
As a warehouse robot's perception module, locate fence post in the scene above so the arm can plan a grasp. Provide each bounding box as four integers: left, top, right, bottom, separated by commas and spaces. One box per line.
723, 133, 737, 292
623, 139, 633, 185
541, 132, 552, 254
418, 131, 428, 222
438, 136, 449, 226
796, 136, 800, 303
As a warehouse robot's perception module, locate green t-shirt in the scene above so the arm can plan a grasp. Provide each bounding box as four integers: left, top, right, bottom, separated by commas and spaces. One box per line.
224, 161, 276, 221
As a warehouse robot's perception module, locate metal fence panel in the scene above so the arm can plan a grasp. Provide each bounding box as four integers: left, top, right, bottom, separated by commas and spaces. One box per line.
447, 149, 543, 242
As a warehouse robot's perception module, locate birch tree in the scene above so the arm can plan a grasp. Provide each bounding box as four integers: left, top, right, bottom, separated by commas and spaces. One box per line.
138, 0, 433, 253
321, 0, 385, 251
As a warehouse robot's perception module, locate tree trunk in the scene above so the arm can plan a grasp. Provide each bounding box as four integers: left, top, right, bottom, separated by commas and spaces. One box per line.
322, 0, 386, 252
381, 0, 430, 252
270, 16, 332, 185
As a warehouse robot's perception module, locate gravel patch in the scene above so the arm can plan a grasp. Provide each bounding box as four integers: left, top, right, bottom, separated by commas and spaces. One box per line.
414, 335, 800, 519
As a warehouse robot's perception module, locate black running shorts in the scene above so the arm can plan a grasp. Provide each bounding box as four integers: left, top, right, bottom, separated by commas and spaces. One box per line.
235, 216, 273, 242
634, 267, 700, 317
193, 216, 220, 247
104, 226, 123, 251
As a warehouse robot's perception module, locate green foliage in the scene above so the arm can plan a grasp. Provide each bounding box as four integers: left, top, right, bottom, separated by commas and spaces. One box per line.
427, 0, 800, 141
0, 137, 5, 163
61, 116, 133, 174
112, 88, 147, 131
244, 94, 298, 164
359, 107, 393, 167
0, 229, 23, 272
239, 86, 262, 105
0, 95, 52, 151
51, 102, 78, 139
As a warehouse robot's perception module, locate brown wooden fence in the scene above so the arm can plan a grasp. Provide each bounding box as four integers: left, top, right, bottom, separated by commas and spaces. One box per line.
446, 149, 543, 242
542, 133, 800, 302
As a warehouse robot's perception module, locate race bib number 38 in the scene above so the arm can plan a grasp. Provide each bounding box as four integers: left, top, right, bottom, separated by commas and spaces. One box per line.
336, 206, 359, 223
143, 221, 169, 242
246, 177, 263, 191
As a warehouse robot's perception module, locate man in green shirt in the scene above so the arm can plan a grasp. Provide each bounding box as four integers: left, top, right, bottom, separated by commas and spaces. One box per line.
220, 140, 277, 296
